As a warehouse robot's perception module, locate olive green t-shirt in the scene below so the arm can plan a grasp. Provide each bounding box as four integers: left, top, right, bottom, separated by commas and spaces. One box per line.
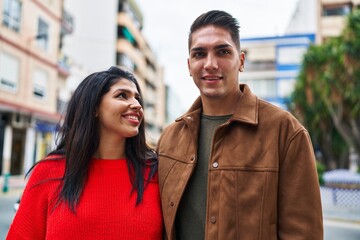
175, 114, 231, 240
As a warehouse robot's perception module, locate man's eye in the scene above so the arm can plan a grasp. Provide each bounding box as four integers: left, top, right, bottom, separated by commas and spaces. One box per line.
192, 52, 205, 58
218, 49, 230, 55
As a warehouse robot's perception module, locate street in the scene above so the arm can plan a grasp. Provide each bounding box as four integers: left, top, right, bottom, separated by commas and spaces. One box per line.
1, 193, 360, 239
324, 219, 360, 240
0, 194, 17, 240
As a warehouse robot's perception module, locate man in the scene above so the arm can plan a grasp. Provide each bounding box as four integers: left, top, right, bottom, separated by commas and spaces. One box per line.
157, 10, 323, 240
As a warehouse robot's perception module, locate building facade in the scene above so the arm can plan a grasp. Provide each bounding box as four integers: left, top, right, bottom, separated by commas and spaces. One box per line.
317, 0, 360, 43
116, 0, 165, 145
0, 0, 72, 176
241, 34, 315, 109
62, 0, 166, 146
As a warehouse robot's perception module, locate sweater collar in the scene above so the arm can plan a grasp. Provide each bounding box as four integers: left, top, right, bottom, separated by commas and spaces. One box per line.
176, 84, 259, 126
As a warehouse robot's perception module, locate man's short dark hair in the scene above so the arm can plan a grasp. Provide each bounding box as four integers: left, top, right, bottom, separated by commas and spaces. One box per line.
188, 10, 241, 51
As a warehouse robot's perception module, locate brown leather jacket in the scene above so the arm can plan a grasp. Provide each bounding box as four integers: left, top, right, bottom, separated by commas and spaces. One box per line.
157, 84, 323, 240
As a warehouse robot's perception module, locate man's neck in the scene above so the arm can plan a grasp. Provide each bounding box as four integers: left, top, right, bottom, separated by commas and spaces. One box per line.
201, 91, 241, 116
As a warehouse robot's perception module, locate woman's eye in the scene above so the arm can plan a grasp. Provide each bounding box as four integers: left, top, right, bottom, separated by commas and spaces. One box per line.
116, 93, 127, 99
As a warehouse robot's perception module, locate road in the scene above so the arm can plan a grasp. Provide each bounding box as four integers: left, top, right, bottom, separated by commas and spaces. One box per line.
324, 219, 360, 240
1, 193, 360, 239
0, 194, 17, 240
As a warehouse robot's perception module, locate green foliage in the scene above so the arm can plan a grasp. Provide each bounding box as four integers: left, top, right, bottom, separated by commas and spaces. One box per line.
316, 161, 326, 186
290, 9, 360, 169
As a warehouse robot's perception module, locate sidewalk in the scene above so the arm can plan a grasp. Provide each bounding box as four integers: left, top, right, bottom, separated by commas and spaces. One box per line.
0, 175, 26, 197
323, 204, 360, 224
320, 186, 360, 224
1, 175, 360, 225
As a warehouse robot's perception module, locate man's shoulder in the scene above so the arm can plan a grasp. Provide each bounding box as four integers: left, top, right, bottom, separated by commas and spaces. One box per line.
161, 119, 186, 137
257, 99, 304, 129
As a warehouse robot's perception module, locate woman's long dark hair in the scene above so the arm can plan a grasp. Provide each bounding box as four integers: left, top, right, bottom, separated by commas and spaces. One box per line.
48, 66, 157, 211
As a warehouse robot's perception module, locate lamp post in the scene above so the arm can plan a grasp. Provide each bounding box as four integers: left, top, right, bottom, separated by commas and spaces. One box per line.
2, 172, 9, 193
349, 147, 359, 173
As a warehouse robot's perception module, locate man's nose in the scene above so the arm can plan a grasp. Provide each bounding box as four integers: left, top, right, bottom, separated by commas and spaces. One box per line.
204, 53, 218, 70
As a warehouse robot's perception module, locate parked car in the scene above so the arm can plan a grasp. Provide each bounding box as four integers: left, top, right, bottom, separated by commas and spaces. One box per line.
13, 198, 20, 212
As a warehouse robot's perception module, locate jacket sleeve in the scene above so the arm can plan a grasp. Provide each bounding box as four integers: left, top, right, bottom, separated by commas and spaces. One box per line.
277, 130, 323, 239
6, 162, 55, 240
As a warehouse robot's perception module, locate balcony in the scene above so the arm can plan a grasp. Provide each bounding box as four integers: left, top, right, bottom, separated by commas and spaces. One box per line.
61, 9, 74, 35
244, 61, 276, 72
320, 15, 346, 37
321, 0, 353, 4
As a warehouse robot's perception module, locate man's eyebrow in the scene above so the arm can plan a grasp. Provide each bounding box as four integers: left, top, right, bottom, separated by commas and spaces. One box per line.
190, 44, 233, 52
214, 44, 233, 50
190, 46, 206, 52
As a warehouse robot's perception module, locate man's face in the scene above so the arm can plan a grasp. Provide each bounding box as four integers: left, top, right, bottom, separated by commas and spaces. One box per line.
188, 25, 245, 100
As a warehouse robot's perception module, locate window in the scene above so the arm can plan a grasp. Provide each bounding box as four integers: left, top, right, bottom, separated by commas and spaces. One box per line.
33, 68, 48, 100
277, 46, 307, 65
118, 26, 136, 45
2, 0, 22, 32
278, 78, 296, 98
117, 53, 134, 71
37, 18, 49, 50
0, 52, 19, 92
242, 78, 277, 99
323, 4, 351, 16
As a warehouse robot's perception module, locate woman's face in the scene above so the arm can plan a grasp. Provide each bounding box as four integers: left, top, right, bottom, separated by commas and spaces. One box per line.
97, 79, 143, 141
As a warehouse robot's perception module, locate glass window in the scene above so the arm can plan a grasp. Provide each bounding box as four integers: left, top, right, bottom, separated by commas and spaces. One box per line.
117, 53, 134, 71
33, 68, 48, 100
277, 46, 307, 65
242, 78, 277, 99
278, 78, 296, 98
323, 4, 351, 16
37, 18, 49, 50
0, 52, 19, 92
2, 0, 22, 32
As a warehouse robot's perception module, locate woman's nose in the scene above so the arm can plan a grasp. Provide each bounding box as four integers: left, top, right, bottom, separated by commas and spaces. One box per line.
129, 99, 142, 110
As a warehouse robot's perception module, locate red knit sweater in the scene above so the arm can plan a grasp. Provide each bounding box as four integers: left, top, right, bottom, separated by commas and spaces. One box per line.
7, 158, 163, 240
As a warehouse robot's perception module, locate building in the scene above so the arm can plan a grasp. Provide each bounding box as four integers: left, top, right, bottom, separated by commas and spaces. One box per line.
285, 0, 317, 35
239, 0, 318, 109
0, 0, 73, 176
63, 0, 166, 146
317, 0, 360, 43
241, 34, 315, 109
117, 0, 166, 144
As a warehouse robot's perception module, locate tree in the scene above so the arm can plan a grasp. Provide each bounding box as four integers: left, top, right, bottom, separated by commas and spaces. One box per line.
290, 9, 360, 169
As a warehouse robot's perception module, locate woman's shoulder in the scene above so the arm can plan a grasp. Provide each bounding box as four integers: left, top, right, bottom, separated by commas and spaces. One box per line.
29, 155, 66, 181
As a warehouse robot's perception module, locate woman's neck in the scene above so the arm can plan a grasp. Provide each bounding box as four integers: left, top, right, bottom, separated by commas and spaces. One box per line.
94, 138, 126, 160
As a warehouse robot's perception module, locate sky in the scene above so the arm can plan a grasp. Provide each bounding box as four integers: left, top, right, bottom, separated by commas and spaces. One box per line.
135, 0, 300, 109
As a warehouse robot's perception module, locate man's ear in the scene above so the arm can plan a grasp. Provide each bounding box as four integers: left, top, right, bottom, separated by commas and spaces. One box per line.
239, 51, 245, 72
187, 58, 192, 76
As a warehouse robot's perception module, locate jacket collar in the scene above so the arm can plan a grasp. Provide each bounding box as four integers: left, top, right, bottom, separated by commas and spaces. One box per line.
176, 84, 259, 126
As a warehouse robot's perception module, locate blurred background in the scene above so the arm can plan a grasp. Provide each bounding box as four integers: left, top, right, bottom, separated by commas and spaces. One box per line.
0, 0, 359, 239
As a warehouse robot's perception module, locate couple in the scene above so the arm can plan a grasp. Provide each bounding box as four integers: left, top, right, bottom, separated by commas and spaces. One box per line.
7, 10, 323, 240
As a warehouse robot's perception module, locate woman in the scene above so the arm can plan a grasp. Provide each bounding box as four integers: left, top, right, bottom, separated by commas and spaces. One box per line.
7, 66, 163, 239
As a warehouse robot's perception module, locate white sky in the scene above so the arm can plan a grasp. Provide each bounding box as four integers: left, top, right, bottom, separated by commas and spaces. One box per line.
136, 0, 300, 109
